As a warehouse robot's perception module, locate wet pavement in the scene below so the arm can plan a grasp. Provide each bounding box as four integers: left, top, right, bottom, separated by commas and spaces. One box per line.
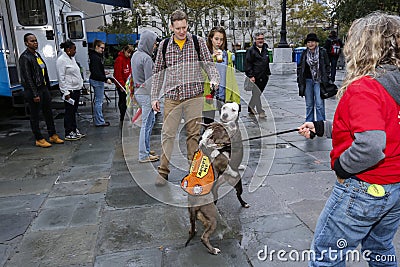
0, 69, 399, 266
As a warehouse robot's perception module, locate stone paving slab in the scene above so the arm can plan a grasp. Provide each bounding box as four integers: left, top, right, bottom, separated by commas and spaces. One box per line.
0, 194, 46, 215
49, 177, 109, 197
5, 225, 98, 267
106, 185, 161, 208
0, 212, 36, 242
30, 193, 104, 231
0, 194, 47, 242
242, 213, 313, 266
97, 206, 189, 254
58, 164, 111, 183
266, 171, 335, 205
217, 184, 292, 221
0, 245, 7, 267
0, 177, 55, 197
94, 248, 162, 267
164, 239, 249, 267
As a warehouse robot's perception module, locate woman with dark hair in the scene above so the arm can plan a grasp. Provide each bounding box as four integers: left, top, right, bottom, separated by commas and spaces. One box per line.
56, 40, 85, 140
113, 44, 134, 127
297, 33, 330, 122
203, 26, 240, 124
89, 39, 112, 127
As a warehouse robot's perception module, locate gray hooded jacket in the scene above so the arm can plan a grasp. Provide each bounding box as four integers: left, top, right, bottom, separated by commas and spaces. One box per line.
131, 30, 157, 95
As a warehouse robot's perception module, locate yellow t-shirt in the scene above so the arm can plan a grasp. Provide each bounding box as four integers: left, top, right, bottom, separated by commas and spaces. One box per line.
36, 56, 46, 85
174, 38, 186, 50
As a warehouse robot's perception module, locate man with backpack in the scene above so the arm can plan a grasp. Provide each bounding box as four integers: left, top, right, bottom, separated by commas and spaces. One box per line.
324, 30, 343, 82
151, 10, 219, 186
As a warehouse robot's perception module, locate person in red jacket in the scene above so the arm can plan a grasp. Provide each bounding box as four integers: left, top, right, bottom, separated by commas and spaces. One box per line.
298, 12, 400, 266
113, 45, 134, 126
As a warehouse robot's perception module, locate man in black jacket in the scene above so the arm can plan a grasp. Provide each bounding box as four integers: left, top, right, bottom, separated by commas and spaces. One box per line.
19, 33, 64, 147
323, 31, 343, 82
245, 32, 271, 118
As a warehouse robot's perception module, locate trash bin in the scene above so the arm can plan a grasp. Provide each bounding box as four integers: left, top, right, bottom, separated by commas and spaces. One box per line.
268, 49, 273, 63
294, 47, 306, 65
235, 50, 246, 72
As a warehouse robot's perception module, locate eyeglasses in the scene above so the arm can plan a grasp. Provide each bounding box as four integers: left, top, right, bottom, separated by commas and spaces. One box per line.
256, 38, 264, 40
99, 46, 105, 49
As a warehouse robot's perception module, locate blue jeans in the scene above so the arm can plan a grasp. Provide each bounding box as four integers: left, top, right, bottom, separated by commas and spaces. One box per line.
305, 79, 325, 122
135, 94, 155, 160
90, 79, 105, 125
310, 177, 400, 266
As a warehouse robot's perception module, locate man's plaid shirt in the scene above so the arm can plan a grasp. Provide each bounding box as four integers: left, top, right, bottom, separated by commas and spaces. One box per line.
151, 34, 220, 102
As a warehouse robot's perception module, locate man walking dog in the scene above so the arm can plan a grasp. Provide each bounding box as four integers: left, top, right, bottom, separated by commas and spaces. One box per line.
151, 10, 219, 186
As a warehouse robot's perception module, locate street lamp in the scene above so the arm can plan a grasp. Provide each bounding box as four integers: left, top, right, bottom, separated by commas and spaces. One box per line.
277, 0, 289, 48
135, 9, 140, 35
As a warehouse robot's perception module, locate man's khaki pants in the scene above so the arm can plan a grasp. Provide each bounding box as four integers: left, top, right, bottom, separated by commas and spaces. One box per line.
158, 95, 203, 176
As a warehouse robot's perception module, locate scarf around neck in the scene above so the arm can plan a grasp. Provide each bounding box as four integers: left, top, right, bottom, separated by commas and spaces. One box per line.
306, 48, 320, 82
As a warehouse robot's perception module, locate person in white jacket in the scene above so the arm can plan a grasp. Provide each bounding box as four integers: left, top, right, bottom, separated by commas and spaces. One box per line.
56, 40, 85, 141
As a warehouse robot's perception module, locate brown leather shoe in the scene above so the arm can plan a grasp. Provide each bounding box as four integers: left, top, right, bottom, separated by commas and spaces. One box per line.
35, 139, 52, 148
155, 173, 168, 186
49, 134, 64, 144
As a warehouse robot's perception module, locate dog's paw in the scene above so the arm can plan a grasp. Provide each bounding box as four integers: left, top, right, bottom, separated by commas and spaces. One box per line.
211, 247, 221, 255
224, 166, 239, 178
242, 203, 250, 208
227, 170, 239, 178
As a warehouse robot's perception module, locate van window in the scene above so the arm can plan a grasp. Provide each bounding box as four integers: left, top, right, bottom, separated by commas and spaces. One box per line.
66, 15, 84, 39
16, 0, 48, 26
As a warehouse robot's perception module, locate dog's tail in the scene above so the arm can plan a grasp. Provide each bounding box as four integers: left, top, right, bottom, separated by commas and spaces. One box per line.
185, 208, 197, 247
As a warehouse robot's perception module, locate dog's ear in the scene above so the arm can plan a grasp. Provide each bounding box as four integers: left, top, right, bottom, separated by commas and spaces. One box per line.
226, 101, 241, 113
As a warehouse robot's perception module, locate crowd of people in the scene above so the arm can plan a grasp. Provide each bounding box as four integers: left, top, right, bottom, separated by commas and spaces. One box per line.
19, 10, 400, 266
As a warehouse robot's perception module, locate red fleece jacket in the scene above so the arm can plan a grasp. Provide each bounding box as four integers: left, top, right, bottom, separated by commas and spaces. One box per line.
113, 51, 131, 89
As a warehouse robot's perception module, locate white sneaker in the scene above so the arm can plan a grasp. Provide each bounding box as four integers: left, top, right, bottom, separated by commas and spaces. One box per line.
75, 129, 86, 138
65, 131, 81, 141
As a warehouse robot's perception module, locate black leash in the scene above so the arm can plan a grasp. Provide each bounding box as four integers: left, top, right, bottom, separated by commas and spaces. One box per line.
216, 128, 299, 148
239, 128, 299, 143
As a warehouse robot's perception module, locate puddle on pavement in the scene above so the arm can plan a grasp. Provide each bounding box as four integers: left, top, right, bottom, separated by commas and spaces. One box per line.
275, 143, 292, 149
0, 131, 21, 138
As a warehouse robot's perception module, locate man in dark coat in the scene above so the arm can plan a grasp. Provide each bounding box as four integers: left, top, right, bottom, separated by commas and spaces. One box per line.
245, 32, 271, 118
324, 30, 343, 82
19, 33, 64, 147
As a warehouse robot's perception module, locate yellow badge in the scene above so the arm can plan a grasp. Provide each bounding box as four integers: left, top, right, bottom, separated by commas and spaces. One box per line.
367, 184, 385, 197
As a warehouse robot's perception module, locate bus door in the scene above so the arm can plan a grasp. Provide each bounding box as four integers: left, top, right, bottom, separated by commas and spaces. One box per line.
63, 12, 88, 80
11, 0, 58, 82
0, 0, 20, 96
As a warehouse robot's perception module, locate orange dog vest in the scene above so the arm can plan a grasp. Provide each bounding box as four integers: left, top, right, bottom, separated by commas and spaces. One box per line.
181, 149, 215, 195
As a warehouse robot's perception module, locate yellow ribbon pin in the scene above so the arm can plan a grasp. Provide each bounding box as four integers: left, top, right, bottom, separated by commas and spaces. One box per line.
367, 184, 385, 197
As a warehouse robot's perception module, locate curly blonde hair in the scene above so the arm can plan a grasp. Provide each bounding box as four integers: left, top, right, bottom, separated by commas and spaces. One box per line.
338, 12, 400, 99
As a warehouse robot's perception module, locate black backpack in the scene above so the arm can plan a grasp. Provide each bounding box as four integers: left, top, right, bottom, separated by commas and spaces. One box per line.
161, 34, 201, 68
